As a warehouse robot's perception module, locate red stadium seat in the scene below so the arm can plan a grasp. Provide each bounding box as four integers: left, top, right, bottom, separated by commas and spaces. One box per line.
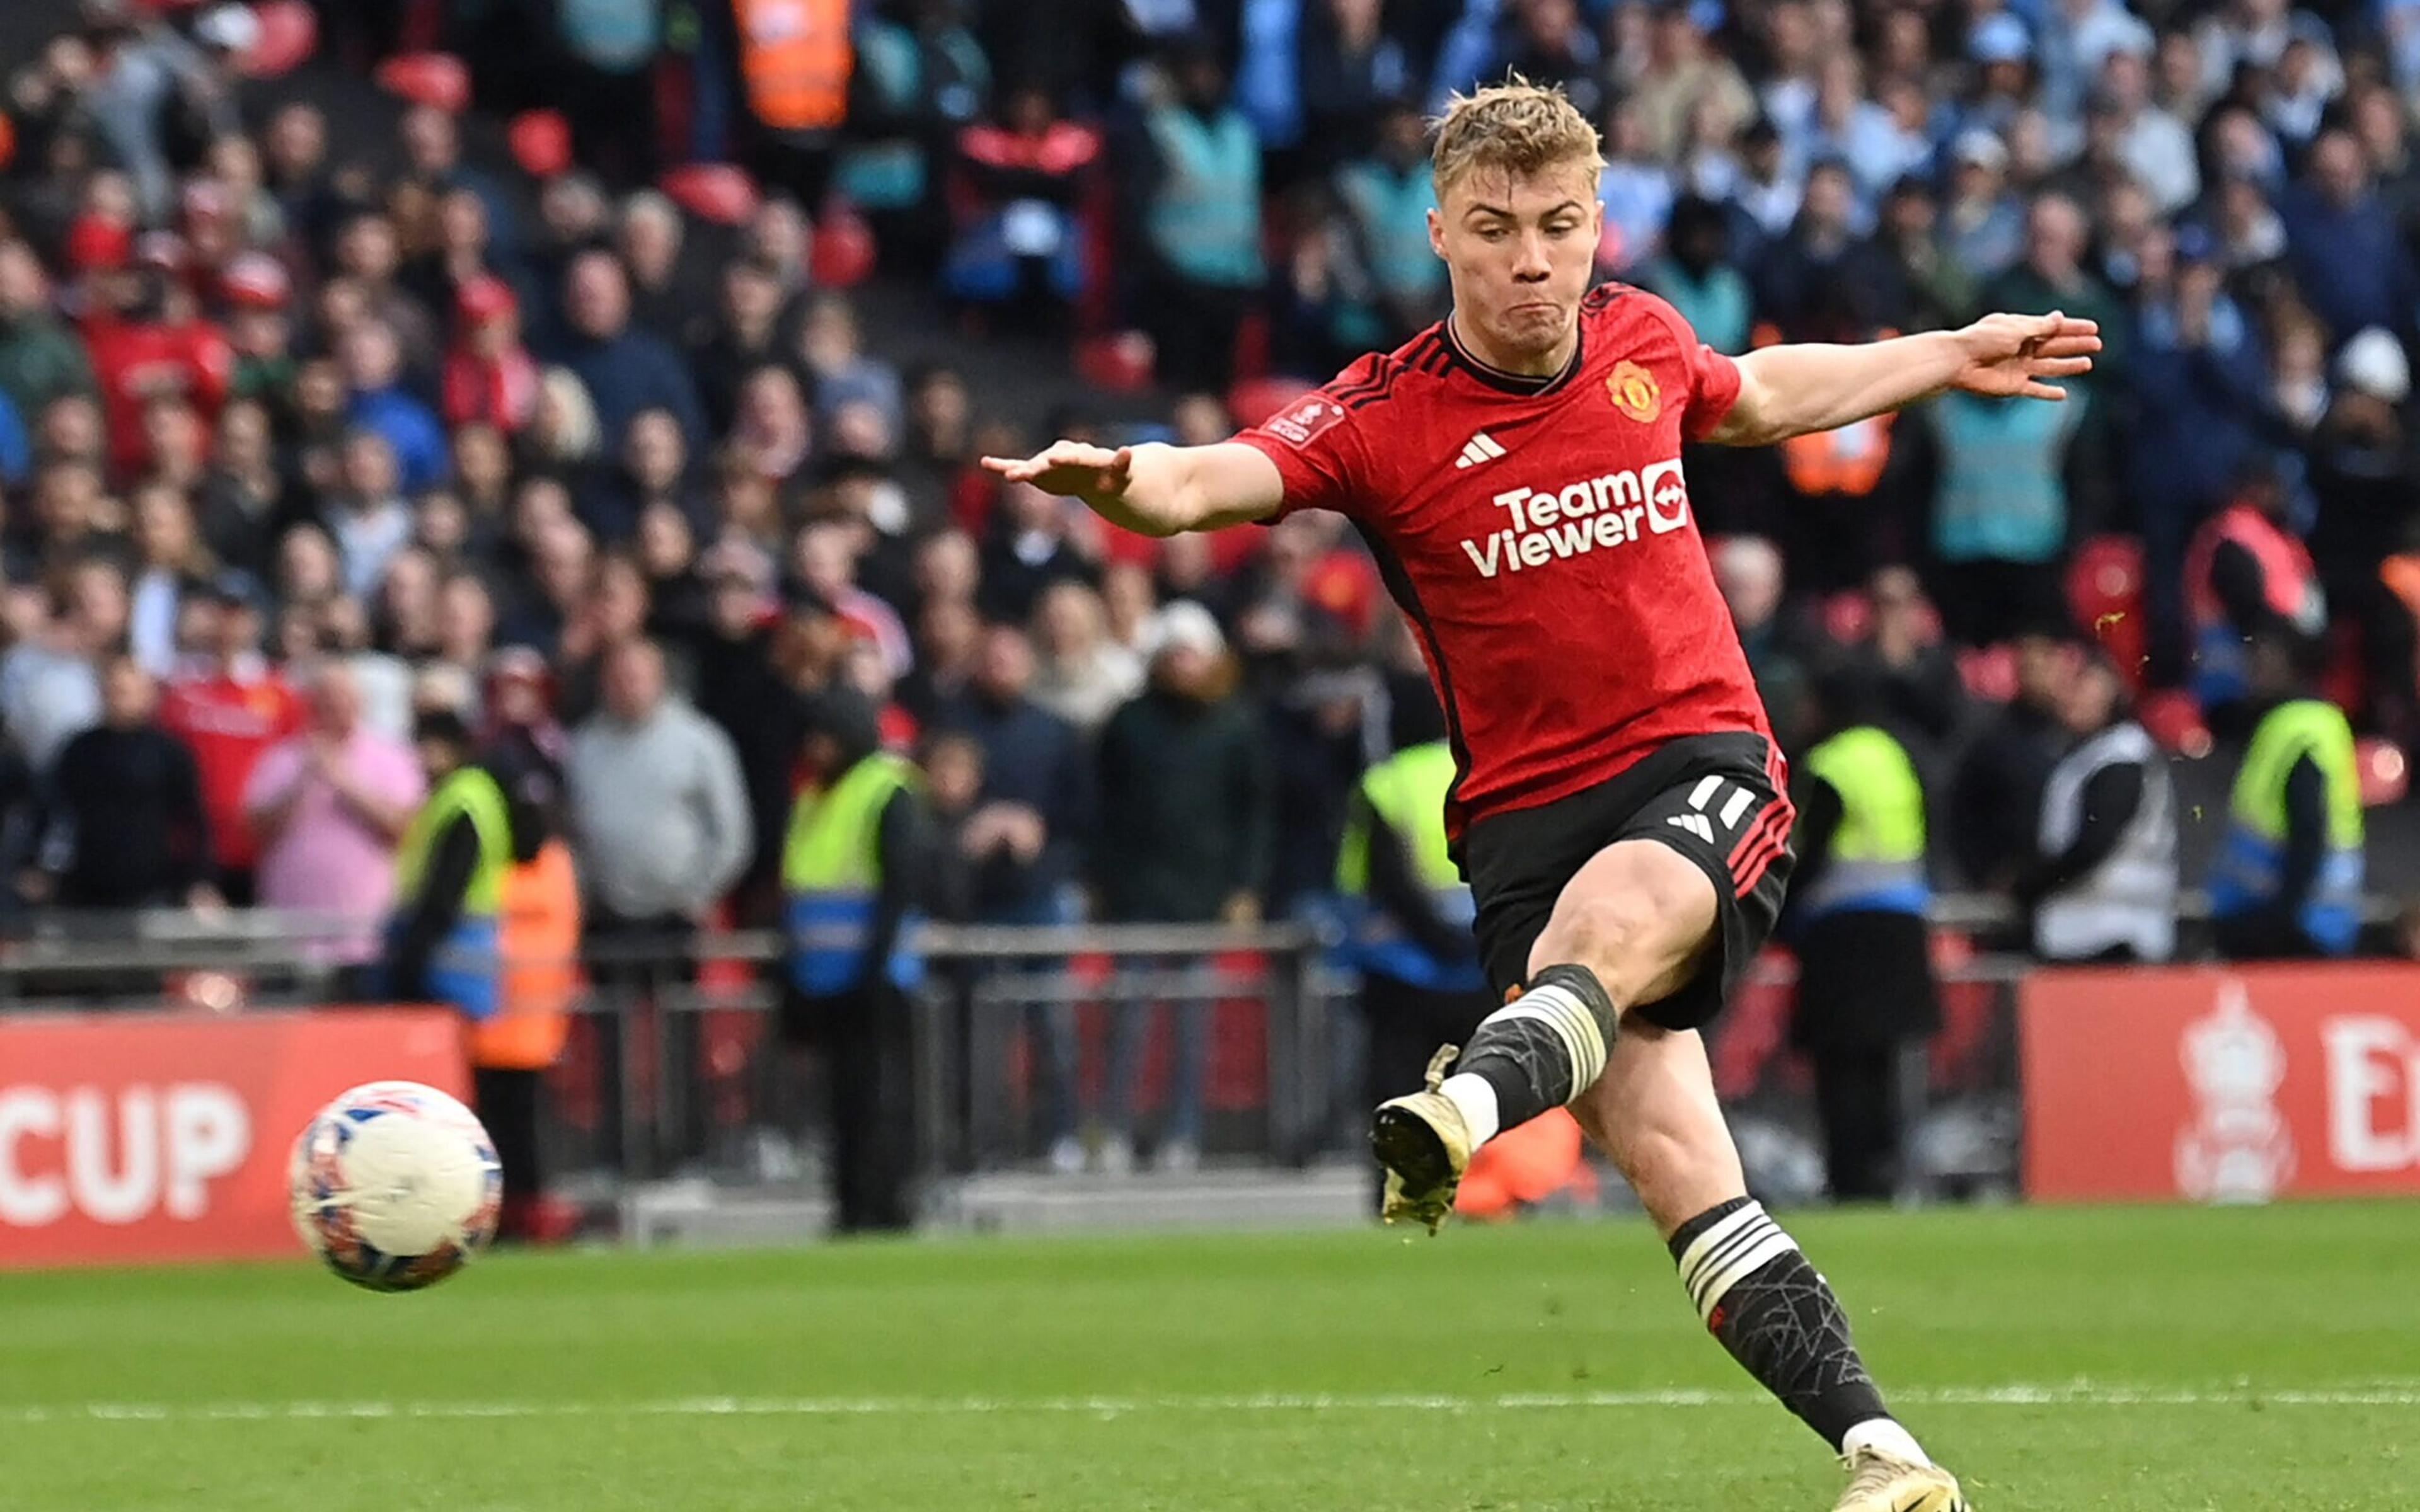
660, 164, 760, 226
2069, 534, 2146, 689
1226, 375, 1311, 430
508, 110, 573, 180
1821, 589, 1872, 644
1075, 329, 1155, 392
1956, 644, 2017, 702
2138, 688, 2213, 758
810, 207, 877, 286
241, 2, 318, 78
374, 52, 470, 115
2357, 737, 2409, 807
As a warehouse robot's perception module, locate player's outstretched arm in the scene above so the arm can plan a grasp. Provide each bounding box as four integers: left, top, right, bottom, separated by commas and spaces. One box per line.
1704, 311, 2102, 448
981, 440, 1285, 538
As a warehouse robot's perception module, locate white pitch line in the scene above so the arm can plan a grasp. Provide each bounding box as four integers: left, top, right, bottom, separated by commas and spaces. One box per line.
5, 1385, 2420, 1426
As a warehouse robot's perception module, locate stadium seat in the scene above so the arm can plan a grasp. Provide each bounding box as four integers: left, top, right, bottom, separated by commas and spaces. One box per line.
509, 109, 573, 180
810, 207, 877, 287
1820, 589, 1871, 644
239, 1, 318, 77
1956, 644, 2017, 702
2356, 736, 2409, 807
660, 164, 760, 227
2068, 534, 2146, 689
1226, 375, 1311, 430
2138, 687, 2213, 758
373, 52, 470, 115
1076, 329, 1155, 392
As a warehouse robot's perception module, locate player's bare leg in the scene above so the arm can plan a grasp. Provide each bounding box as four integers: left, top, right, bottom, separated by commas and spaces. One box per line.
1371, 839, 1967, 1511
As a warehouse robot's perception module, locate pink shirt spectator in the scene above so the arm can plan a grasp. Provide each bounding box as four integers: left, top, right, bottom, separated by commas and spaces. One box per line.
244, 729, 427, 959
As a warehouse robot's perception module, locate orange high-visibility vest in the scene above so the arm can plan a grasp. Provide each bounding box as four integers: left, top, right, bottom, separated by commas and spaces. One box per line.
735, 0, 853, 132
1781, 412, 1894, 496
470, 839, 581, 1071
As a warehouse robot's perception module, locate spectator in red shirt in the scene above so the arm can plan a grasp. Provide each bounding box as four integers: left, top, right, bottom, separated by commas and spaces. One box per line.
83, 261, 232, 482
157, 571, 304, 903
441, 276, 541, 435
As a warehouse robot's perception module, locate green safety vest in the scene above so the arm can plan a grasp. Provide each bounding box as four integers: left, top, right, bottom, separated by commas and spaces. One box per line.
1798, 725, 1929, 918
783, 751, 924, 994
2209, 699, 2365, 953
389, 765, 514, 1018
1333, 742, 1482, 990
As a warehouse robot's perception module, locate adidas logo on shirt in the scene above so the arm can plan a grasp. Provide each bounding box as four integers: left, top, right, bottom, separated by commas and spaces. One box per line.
1455, 432, 1507, 469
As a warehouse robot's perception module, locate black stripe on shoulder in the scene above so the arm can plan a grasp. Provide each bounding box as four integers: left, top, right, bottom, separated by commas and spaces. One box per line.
1342, 353, 1410, 411
1582, 282, 1632, 314
1408, 331, 1453, 375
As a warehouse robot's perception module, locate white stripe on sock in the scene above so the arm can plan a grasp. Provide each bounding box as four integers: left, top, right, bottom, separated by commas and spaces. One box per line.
1691, 1230, 1797, 1320
1676, 1203, 1766, 1294
1483, 985, 1608, 1097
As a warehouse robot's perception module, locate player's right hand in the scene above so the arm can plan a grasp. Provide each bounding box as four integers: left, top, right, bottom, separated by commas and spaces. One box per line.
981, 440, 1134, 508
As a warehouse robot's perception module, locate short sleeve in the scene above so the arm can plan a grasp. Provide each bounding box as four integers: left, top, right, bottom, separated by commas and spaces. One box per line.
1638, 293, 1742, 442
1228, 358, 1381, 522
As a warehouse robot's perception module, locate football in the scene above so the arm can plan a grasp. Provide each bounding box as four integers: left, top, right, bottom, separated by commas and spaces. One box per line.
289, 1081, 503, 1292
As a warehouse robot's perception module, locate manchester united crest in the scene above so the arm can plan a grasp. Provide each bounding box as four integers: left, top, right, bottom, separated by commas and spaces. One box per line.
1607, 361, 1661, 423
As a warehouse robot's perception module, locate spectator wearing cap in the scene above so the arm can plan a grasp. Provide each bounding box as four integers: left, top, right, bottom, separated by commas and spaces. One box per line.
33, 653, 216, 910
441, 277, 541, 437
1093, 602, 1272, 1169
2311, 329, 2420, 753
341, 320, 447, 496
219, 252, 299, 407
245, 659, 424, 958
0, 242, 97, 423
1940, 130, 2025, 286
2283, 127, 2420, 356
158, 570, 304, 902
545, 250, 708, 458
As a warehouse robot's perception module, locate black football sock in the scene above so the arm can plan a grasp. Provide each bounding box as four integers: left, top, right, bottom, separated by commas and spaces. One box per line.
1668, 1197, 1893, 1451
1446, 963, 1616, 1132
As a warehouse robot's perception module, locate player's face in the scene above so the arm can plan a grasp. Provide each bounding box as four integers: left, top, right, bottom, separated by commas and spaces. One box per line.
1429, 161, 1603, 369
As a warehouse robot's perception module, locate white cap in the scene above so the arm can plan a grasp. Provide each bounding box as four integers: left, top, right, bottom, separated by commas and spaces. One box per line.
1142, 599, 1226, 661
195, 3, 262, 54
2336, 326, 2411, 404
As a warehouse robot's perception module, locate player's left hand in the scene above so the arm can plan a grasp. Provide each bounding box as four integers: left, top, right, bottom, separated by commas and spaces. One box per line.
1949, 311, 2102, 401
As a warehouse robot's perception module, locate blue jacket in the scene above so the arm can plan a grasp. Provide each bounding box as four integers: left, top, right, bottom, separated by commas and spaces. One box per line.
2281, 187, 2417, 347
347, 388, 448, 496
551, 328, 709, 454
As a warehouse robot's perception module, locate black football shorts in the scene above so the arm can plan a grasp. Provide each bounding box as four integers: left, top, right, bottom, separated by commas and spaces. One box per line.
1455, 732, 1794, 1033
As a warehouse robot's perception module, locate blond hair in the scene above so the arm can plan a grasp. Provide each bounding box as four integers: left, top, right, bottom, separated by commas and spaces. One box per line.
1431, 76, 1605, 198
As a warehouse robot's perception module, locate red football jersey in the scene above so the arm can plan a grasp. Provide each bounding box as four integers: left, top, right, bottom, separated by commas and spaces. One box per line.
159, 667, 305, 871
1235, 285, 1773, 837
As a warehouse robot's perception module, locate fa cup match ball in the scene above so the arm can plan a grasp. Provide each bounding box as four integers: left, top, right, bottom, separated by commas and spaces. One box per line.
290, 1081, 502, 1292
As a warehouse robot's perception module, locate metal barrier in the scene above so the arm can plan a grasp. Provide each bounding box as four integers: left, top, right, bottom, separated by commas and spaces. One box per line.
0, 896, 2387, 1226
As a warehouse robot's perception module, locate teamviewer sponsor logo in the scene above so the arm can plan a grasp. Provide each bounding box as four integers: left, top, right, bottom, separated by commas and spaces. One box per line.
1457, 459, 1691, 578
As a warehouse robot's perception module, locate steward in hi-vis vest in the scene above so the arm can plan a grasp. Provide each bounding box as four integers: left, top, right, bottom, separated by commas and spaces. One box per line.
1783, 667, 1940, 1202
2211, 631, 2366, 959
775, 689, 930, 1233
381, 709, 512, 1022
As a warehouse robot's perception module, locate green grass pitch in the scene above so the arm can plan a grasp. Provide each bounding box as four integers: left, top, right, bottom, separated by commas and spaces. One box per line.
4, 1201, 2417, 1509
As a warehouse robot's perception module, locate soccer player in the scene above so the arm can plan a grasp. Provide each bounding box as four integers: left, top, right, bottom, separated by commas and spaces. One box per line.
986, 80, 2097, 1512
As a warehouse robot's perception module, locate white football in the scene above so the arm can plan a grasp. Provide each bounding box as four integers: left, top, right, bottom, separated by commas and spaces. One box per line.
290, 1080, 502, 1292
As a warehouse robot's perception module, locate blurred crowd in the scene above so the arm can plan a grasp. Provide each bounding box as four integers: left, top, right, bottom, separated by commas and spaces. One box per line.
0, 0, 2414, 970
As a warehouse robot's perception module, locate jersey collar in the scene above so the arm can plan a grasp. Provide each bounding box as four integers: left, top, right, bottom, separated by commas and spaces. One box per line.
1442, 309, 1584, 397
